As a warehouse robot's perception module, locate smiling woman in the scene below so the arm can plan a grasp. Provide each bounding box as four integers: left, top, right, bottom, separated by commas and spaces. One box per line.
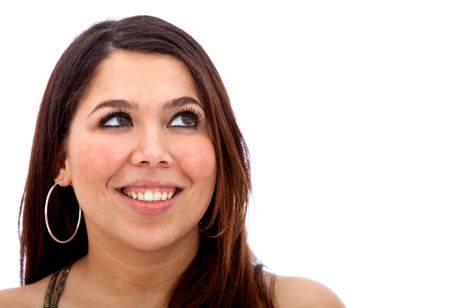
0, 15, 343, 307
63, 51, 217, 255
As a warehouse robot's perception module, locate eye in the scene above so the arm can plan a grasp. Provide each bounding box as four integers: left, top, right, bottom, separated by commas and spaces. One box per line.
99, 111, 133, 128
169, 109, 202, 128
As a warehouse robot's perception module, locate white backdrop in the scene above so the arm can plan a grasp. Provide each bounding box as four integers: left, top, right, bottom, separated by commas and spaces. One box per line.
1, 1, 449, 307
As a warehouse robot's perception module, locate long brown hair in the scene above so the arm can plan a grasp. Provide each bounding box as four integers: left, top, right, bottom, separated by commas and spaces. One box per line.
20, 15, 275, 307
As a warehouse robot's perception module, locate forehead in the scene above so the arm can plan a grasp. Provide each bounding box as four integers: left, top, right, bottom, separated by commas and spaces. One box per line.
79, 50, 200, 110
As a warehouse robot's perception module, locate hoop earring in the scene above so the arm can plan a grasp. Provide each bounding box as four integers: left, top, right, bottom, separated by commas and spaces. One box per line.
44, 180, 81, 244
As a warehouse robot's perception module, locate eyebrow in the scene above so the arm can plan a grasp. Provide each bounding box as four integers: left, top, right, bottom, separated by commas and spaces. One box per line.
163, 96, 203, 110
88, 99, 137, 116
88, 96, 203, 117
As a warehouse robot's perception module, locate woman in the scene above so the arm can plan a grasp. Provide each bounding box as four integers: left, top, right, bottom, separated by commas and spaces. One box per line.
0, 15, 343, 307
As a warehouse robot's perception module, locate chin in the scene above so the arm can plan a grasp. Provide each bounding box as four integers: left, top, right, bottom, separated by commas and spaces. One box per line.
118, 225, 200, 253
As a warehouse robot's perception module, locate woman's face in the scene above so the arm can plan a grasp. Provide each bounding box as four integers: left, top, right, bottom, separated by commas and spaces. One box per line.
59, 51, 216, 252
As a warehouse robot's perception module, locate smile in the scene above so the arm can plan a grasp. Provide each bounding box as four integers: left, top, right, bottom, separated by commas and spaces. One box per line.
121, 188, 178, 202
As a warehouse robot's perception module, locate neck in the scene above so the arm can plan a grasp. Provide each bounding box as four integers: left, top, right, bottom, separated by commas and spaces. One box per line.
72, 228, 200, 306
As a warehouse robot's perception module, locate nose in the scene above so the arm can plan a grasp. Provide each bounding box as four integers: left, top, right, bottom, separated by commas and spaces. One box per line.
130, 126, 173, 167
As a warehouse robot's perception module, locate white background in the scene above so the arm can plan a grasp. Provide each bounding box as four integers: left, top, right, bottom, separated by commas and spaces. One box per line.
1, 1, 449, 307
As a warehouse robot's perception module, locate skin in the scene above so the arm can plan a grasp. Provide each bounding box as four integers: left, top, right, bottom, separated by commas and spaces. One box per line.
0, 51, 345, 307
274, 276, 345, 308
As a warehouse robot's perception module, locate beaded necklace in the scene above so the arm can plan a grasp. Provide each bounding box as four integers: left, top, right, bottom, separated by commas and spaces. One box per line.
43, 264, 72, 308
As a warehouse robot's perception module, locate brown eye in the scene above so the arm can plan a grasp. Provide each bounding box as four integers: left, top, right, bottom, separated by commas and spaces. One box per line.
169, 111, 200, 128
100, 112, 133, 128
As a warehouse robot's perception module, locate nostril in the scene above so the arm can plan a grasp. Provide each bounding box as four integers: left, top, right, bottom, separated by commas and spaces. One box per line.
138, 160, 151, 165
130, 148, 172, 167
136, 160, 169, 166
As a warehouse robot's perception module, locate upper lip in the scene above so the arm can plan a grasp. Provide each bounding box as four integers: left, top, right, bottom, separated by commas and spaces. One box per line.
118, 179, 182, 190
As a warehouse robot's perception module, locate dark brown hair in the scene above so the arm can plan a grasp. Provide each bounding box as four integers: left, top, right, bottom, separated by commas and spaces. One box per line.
20, 15, 274, 307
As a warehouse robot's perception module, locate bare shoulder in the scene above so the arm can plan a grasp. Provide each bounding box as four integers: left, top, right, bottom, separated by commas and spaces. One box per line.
273, 274, 345, 308
0, 276, 51, 308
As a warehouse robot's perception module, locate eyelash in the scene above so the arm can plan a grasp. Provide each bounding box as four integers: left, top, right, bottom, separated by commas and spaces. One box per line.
99, 110, 133, 128
169, 107, 203, 128
98, 107, 203, 129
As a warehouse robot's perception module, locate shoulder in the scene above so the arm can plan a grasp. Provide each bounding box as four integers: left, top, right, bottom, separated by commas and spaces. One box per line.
273, 275, 345, 308
0, 276, 51, 307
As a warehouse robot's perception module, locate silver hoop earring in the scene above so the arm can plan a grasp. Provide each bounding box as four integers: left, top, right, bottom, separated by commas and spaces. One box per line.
44, 180, 82, 244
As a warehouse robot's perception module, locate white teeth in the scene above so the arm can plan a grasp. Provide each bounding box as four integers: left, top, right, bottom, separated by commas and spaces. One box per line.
161, 192, 168, 201
137, 192, 144, 201
123, 189, 177, 202
144, 191, 154, 202
154, 191, 162, 201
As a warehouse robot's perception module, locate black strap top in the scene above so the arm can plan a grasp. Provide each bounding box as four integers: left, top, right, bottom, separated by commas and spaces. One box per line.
43, 264, 72, 308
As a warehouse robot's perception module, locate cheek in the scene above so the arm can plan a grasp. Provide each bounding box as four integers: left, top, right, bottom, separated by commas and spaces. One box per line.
68, 138, 126, 183
173, 136, 216, 183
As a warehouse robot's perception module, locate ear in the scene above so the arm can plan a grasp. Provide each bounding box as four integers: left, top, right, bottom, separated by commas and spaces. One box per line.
56, 149, 72, 187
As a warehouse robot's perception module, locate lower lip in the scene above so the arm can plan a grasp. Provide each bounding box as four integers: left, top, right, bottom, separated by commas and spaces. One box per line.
118, 190, 178, 215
